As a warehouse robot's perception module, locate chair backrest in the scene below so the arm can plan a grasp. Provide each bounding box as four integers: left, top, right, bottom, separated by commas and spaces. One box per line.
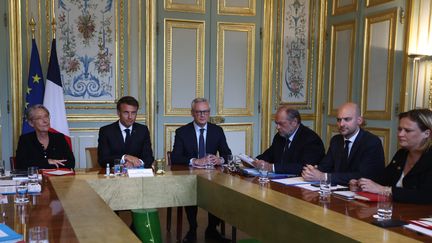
85, 147, 100, 168
9, 156, 16, 171
167, 151, 172, 165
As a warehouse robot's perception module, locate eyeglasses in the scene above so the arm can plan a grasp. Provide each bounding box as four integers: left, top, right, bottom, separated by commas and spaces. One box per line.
193, 110, 210, 115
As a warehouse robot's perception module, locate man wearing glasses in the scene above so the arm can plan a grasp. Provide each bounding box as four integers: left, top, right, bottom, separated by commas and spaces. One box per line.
172, 97, 231, 243
253, 105, 325, 175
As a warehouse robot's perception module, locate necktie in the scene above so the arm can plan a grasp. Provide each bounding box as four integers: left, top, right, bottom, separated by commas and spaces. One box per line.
198, 128, 205, 158
344, 140, 351, 160
280, 138, 291, 164
125, 128, 131, 145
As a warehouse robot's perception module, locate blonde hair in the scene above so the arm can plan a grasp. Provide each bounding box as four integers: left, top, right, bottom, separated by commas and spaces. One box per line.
399, 109, 432, 151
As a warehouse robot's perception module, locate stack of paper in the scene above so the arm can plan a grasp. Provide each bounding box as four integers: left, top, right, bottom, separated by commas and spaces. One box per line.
404, 223, 432, 237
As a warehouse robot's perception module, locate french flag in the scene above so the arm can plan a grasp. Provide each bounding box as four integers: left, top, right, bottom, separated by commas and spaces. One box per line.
43, 39, 72, 149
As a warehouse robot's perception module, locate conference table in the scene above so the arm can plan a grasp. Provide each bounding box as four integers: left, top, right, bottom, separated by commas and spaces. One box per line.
2, 166, 431, 242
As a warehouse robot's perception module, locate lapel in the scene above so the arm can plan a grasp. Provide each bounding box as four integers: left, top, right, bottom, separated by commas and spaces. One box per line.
205, 123, 214, 153
335, 136, 346, 171
289, 124, 302, 150
188, 123, 199, 156
113, 122, 128, 151
405, 149, 432, 178
347, 129, 364, 164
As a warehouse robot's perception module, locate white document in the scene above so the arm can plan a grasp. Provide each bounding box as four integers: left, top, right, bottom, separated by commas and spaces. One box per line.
238, 154, 255, 167
44, 170, 74, 176
127, 168, 154, 178
404, 224, 432, 237
271, 176, 309, 185
333, 190, 356, 199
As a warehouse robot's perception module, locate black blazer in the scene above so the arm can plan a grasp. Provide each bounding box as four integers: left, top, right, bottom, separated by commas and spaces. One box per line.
318, 129, 385, 185
16, 131, 75, 169
97, 121, 154, 168
377, 149, 432, 204
171, 122, 231, 164
256, 124, 325, 174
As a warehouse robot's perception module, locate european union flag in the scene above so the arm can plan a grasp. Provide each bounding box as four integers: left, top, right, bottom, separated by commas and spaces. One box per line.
22, 39, 45, 134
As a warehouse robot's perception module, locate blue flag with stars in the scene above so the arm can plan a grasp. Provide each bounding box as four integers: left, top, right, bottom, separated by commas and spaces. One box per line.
22, 39, 45, 134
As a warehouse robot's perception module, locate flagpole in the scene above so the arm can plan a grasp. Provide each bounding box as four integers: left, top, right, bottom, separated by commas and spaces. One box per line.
51, 17, 56, 40
29, 17, 36, 39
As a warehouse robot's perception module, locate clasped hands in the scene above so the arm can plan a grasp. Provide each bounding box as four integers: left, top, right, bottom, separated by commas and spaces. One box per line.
301, 164, 324, 181
123, 154, 143, 168
348, 178, 386, 194
252, 160, 273, 172
193, 154, 224, 166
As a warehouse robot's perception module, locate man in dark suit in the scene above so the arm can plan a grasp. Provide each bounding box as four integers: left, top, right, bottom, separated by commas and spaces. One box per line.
172, 98, 231, 243
302, 102, 385, 185
98, 96, 154, 168
254, 105, 325, 174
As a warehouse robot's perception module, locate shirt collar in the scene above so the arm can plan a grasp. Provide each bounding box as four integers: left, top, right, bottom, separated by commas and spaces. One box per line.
345, 128, 360, 144
118, 121, 133, 131
288, 125, 300, 141
193, 122, 207, 132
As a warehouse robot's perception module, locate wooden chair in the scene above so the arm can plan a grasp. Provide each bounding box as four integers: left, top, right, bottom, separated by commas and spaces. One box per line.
9, 157, 16, 171
85, 147, 100, 168
166, 151, 183, 242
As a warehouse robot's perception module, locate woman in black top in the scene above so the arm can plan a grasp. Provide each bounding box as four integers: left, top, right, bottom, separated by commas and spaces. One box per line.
351, 109, 432, 204
16, 104, 75, 169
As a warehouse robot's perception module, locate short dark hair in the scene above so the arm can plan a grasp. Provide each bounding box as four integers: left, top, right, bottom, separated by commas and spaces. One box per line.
117, 96, 139, 111
277, 105, 301, 123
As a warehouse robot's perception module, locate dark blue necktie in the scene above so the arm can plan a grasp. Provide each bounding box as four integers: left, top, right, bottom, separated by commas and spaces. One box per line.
124, 128, 131, 145
198, 128, 205, 158
280, 138, 291, 164
344, 140, 351, 160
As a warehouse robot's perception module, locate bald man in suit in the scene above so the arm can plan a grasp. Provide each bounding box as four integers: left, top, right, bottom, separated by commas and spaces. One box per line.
302, 102, 385, 185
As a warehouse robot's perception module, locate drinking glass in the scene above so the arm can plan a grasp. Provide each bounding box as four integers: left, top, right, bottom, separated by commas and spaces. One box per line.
205, 154, 215, 169
113, 159, 122, 176
258, 163, 269, 183
29, 226, 49, 243
28, 166, 39, 184
156, 158, 166, 175
15, 180, 29, 204
377, 191, 392, 220
319, 173, 332, 197
0, 160, 5, 176
226, 155, 236, 173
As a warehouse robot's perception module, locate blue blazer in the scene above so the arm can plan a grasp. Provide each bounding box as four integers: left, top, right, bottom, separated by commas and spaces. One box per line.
171, 122, 231, 164
257, 124, 325, 174
97, 121, 154, 168
318, 128, 385, 185
378, 148, 432, 204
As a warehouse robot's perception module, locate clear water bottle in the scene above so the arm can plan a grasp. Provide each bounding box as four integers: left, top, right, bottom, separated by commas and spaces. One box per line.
105, 163, 110, 176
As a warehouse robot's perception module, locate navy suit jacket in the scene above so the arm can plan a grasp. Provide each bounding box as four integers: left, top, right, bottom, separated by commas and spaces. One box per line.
171, 122, 231, 164
318, 128, 385, 185
97, 121, 154, 168
377, 149, 432, 204
257, 124, 325, 174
